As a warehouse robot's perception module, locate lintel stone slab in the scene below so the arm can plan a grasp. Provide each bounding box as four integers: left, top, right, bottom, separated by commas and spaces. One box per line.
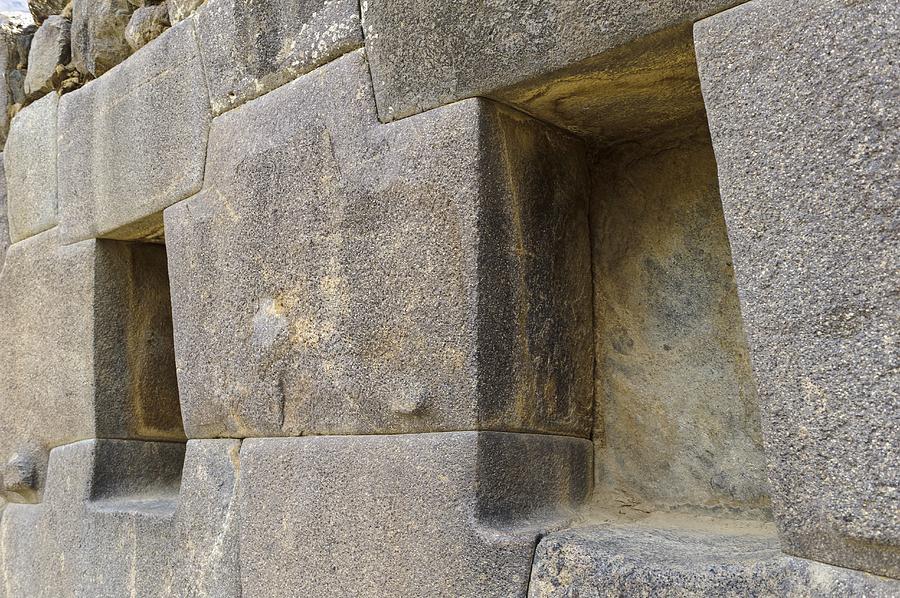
361, 0, 744, 122
694, 0, 899, 579
165, 49, 593, 439
0, 229, 184, 502
529, 523, 900, 597
239, 432, 591, 597
4, 92, 58, 243
58, 18, 211, 245
194, 0, 362, 116
0, 438, 241, 597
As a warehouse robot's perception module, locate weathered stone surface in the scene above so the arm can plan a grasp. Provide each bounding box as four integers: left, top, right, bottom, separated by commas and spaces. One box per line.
23, 15, 70, 97
0, 155, 9, 267
124, 3, 169, 51
58, 18, 211, 244
167, 0, 204, 23
3, 92, 57, 243
71, 0, 135, 77
194, 0, 362, 115
27, 0, 68, 24
240, 432, 591, 597
0, 438, 240, 597
165, 49, 593, 439
361, 0, 743, 122
591, 124, 770, 517
695, 0, 899, 579
0, 229, 184, 502
530, 523, 900, 596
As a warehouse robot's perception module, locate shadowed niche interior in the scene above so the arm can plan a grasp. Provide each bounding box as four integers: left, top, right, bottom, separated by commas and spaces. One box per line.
493, 22, 771, 521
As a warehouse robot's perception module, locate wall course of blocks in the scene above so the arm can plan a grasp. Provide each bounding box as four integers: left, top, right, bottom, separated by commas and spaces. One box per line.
0, 0, 895, 594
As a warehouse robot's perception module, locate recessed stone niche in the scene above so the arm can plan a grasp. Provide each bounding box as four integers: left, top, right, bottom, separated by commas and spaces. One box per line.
494, 23, 770, 521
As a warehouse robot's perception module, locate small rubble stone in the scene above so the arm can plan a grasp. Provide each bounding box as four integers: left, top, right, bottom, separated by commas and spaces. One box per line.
124, 3, 169, 51
27, 0, 69, 25
71, 0, 135, 77
3, 92, 57, 242
23, 15, 70, 97
168, 0, 204, 23
194, 0, 362, 115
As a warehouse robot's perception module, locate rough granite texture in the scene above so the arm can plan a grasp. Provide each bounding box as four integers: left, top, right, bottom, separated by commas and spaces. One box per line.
529, 523, 900, 597
695, 0, 899, 579
27, 0, 69, 25
71, 0, 136, 77
591, 123, 769, 517
361, 0, 743, 122
124, 4, 170, 51
194, 0, 362, 115
165, 49, 594, 439
168, 0, 204, 23
0, 438, 241, 597
0, 229, 184, 502
23, 15, 70, 97
240, 432, 592, 597
3, 92, 57, 243
0, 156, 9, 268
58, 18, 211, 244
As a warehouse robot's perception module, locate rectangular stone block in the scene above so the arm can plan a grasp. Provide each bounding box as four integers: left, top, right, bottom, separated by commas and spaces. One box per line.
58, 18, 211, 244
361, 0, 743, 121
194, 0, 362, 115
694, 0, 899, 579
239, 432, 591, 597
0, 438, 240, 597
0, 154, 9, 267
3, 92, 57, 243
530, 523, 900, 596
165, 49, 593, 439
0, 229, 183, 502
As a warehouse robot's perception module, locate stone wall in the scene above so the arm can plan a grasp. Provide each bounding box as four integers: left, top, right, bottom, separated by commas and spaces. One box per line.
0, 0, 896, 596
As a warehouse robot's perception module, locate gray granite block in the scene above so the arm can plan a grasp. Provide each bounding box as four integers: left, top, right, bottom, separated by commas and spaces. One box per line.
194, 0, 362, 115
529, 523, 900, 596
0, 438, 240, 597
165, 49, 593, 439
24, 15, 70, 97
0, 229, 184, 502
70, 0, 135, 77
58, 18, 211, 244
361, 0, 743, 122
0, 154, 9, 268
239, 432, 592, 597
695, 0, 899, 579
3, 92, 57, 243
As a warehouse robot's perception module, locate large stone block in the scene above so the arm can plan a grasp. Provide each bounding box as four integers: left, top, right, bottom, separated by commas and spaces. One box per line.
0, 229, 183, 502
0, 438, 240, 597
3, 92, 57, 243
165, 49, 593, 439
240, 432, 591, 597
695, 0, 899, 579
71, 0, 135, 77
0, 155, 9, 268
24, 15, 70, 97
194, 0, 362, 115
361, 0, 742, 122
58, 18, 211, 244
529, 523, 900, 596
